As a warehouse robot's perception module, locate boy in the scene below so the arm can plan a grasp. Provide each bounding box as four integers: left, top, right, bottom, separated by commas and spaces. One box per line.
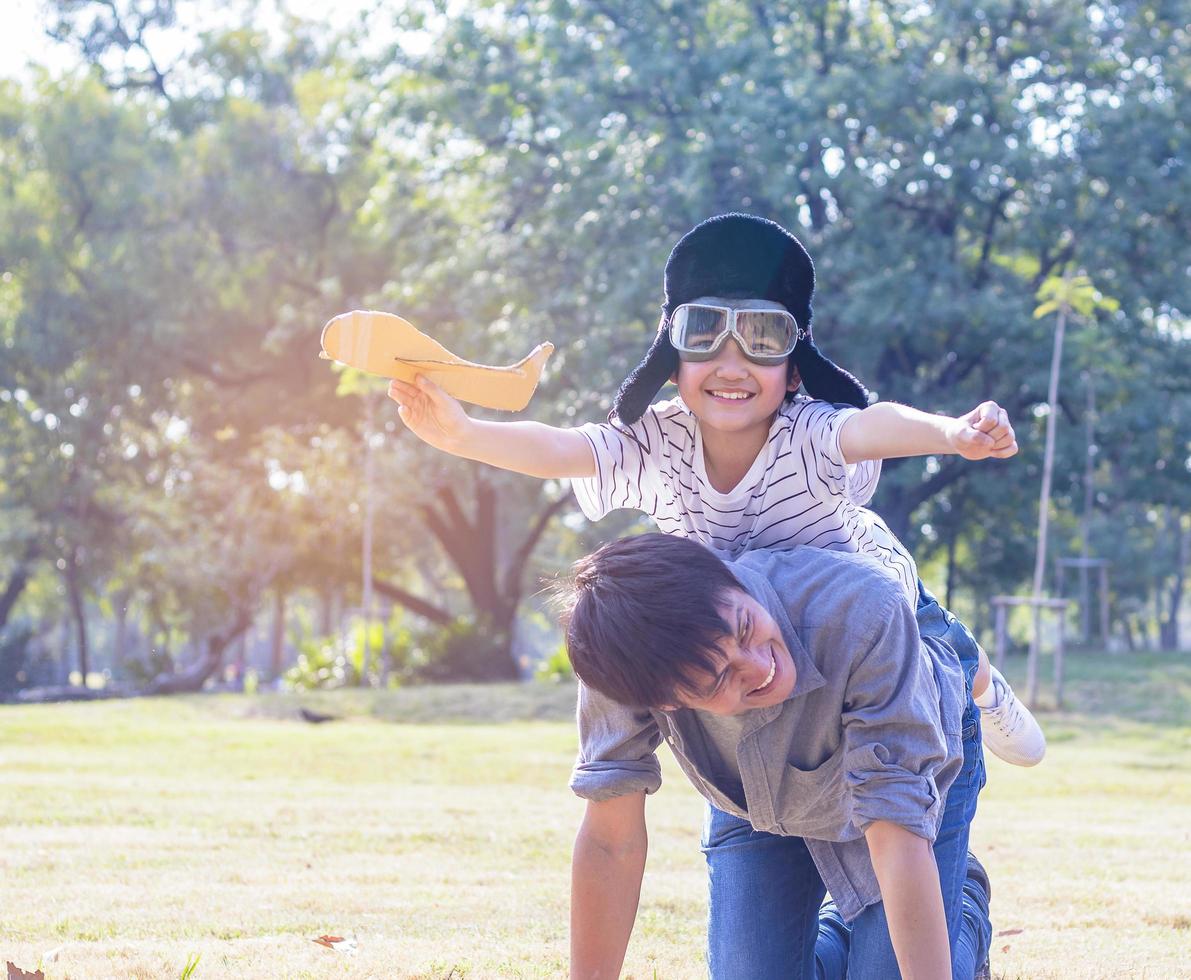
560, 532, 993, 979
388, 212, 1044, 767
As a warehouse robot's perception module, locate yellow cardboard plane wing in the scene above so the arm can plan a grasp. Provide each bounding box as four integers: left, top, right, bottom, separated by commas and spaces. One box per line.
320, 310, 554, 412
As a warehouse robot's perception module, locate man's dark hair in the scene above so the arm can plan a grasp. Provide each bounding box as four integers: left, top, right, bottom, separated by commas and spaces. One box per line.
559, 533, 743, 708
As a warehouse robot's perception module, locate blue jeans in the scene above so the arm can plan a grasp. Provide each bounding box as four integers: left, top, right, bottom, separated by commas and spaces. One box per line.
701, 586, 991, 979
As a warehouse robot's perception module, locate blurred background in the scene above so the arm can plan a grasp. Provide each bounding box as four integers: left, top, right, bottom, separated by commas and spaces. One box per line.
1, 0, 1187, 701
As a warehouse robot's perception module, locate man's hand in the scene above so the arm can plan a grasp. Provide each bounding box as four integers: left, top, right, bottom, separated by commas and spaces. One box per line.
388, 375, 474, 453
946, 401, 1018, 460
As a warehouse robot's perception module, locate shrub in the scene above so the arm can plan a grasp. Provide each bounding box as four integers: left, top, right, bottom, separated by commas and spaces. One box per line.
534, 641, 574, 683
406, 618, 519, 683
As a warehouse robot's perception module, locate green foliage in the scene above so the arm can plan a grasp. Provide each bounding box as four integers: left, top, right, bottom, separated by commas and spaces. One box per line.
122, 645, 177, 686
179, 953, 201, 980
283, 613, 522, 688
285, 607, 419, 689
534, 640, 574, 684
1034, 271, 1121, 319
283, 633, 357, 690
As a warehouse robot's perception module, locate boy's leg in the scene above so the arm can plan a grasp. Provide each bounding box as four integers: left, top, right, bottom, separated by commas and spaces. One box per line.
957, 852, 994, 980
702, 804, 825, 979
917, 582, 1045, 767
971, 643, 1047, 767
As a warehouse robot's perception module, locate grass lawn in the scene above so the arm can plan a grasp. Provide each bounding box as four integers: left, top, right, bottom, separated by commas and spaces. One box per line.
1, 652, 1188, 979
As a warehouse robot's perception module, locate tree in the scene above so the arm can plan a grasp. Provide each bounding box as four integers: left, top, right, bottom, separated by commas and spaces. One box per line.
368, 0, 1189, 633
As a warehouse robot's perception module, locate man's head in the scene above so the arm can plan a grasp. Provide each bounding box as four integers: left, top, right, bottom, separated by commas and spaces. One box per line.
560, 534, 797, 714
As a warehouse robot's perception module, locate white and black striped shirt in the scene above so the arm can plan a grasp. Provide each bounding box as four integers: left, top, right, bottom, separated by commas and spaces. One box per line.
572, 396, 919, 603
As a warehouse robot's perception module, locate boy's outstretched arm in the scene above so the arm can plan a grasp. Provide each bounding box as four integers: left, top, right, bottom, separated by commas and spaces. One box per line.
865, 820, 951, 980
388, 376, 596, 479
571, 792, 649, 979
839, 400, 1018, 464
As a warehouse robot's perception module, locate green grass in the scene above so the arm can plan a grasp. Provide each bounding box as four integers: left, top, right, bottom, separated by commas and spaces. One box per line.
1, 653, 1188, 979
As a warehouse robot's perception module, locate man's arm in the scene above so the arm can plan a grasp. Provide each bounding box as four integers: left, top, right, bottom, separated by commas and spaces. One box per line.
865, 820, 951, 980
839, 400, 1017, 464
388, 376, 596, 478
571, 792, 648, 979
837, 584, 960, 977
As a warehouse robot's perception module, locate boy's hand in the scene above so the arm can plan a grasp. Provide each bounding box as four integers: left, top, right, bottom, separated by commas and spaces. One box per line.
388, 375, 473, 452
948, 401, 1018, 460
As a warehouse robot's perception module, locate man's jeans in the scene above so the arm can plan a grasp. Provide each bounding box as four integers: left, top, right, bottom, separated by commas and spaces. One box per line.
701, 586, 992, 979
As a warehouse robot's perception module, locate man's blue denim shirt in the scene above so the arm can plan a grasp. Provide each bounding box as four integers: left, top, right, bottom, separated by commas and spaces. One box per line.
570, 546, 966, 922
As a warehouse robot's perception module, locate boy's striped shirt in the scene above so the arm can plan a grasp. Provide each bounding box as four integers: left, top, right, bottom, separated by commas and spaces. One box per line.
572, 395, 919, 603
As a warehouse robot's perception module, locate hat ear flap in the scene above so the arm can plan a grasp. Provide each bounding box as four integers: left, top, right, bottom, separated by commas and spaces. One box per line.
612, 320, 679, 425
792, 338, 870, 409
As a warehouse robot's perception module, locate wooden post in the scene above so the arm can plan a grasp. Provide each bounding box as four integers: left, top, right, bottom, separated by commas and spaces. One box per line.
1055, 601, 1066, 708
994, 601, 1008, 669
1029, 283, 1070, 680
1028, 604, 1042, 707
1081, 371, 1097, 646
1099, 564, 1110, 650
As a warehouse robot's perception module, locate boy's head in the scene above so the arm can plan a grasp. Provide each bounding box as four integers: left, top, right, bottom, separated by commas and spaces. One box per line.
669, 295, 802, 437
559, 533, 797, 714
613, 213, 869, 425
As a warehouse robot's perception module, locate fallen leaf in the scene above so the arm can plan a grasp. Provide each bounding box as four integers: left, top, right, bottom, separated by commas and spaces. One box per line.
1001, 945, 1011, 954
996, 928, 1024, 937
7, 964, 45, 980
312, 935, 358, 954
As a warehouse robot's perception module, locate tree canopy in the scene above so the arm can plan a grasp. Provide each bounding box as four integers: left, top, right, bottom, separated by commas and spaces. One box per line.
1, 0, 1187, 694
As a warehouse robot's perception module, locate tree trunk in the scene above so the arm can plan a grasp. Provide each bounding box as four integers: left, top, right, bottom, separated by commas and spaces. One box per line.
64, 556, 89, 685
1159, 508, 1186, 651
319, 590, 334, 636
232, 629, 248, 690
270, 589, 286, 681
379, 472, 573, 680
143, 609, 254, 695
372, 578, 453, 625
113, 589, 131, 671
0, 547, 36, 631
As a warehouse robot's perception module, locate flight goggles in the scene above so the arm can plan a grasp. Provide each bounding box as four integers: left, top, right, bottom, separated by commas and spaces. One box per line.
667, 304, 804, 366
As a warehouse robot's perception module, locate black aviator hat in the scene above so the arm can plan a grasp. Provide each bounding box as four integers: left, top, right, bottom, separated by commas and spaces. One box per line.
612, 213, 870, 425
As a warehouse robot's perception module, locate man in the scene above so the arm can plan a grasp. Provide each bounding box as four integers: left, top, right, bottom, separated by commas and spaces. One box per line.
561, 533, 993, 979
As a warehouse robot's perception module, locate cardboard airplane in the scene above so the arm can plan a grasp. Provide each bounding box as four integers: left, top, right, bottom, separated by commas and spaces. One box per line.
320, 309, 553, 412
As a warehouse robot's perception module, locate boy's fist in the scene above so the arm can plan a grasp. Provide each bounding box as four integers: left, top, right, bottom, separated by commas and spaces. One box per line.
949, 401, 1018, 460
388, 375, 473, 452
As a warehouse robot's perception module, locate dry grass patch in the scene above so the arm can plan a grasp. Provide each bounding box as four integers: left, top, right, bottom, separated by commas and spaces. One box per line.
1, 653, 1188, 978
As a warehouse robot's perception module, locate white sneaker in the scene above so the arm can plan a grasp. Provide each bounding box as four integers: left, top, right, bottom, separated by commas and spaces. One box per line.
979, 672, 1046, 766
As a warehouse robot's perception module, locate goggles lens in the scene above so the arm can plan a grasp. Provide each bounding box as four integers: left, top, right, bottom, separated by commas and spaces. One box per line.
669, 305, 799, 364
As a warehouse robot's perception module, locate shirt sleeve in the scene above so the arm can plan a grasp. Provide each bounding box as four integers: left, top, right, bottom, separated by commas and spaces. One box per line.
570, 408, 666, 522
840, 586, 951, 840
793, 401, 882, 507
570, 680, 664, 802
